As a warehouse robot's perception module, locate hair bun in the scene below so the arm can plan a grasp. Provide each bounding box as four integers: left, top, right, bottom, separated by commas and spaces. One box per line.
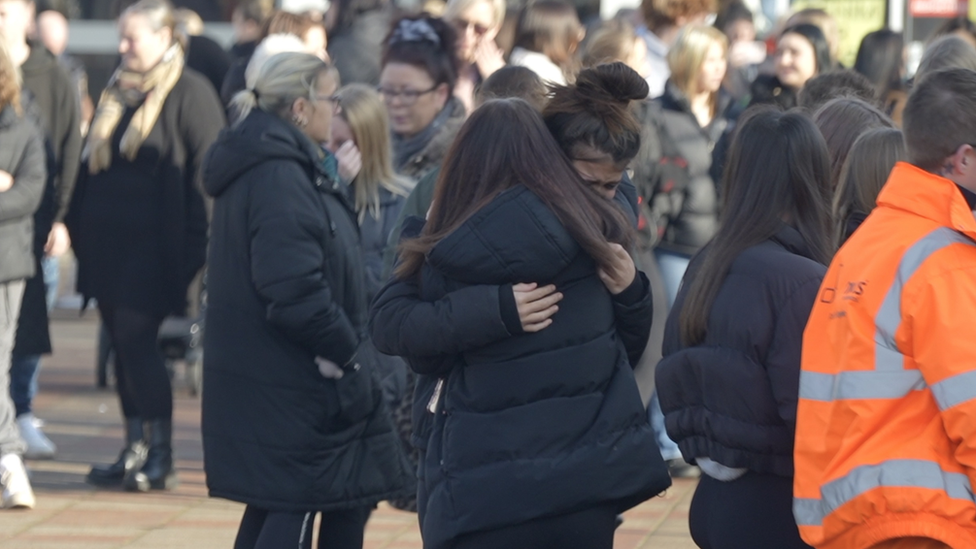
578, 62, 649, 102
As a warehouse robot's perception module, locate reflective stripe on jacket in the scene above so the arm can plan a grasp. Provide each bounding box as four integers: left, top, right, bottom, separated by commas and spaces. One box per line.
795, 162, 976, 549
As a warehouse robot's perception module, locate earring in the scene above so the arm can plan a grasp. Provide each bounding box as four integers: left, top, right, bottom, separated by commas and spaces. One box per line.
293, 114, 308, 128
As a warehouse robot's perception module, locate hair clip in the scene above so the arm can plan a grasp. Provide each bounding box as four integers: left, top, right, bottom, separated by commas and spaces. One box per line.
390, 18, 440, 47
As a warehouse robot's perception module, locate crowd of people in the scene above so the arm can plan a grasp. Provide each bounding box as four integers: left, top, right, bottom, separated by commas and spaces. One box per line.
0, 0, 975, 548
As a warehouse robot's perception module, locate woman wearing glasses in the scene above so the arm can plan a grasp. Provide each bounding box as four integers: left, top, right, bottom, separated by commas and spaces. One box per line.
202, 52, 411, 549
379, 16, 466, 184
443, 0, 506, 113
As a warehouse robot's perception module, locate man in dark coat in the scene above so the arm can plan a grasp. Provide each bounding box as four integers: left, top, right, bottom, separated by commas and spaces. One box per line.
0, 0, 82, 460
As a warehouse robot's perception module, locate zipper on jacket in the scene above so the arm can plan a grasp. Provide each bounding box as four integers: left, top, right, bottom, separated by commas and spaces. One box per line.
427, 378, 444, 414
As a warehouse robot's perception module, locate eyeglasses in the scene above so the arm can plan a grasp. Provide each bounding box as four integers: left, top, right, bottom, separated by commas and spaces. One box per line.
312, 94, 341, 113
452, 18, 490, 37
377, 85, 438, 106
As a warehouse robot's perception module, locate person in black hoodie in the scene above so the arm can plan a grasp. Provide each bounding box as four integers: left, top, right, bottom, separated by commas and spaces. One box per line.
67, 0, 224, 493
655, 107, 833, 548
0, 43, 47, 509
203, 52, 411, 549
369, 98, 670, 549
0, 0, 82, 459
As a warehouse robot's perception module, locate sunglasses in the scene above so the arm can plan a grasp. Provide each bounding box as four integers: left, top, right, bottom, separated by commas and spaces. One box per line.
452, 18, 490, 37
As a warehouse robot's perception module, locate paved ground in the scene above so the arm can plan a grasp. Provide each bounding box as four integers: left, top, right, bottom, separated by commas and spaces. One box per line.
1, 312, 698, 548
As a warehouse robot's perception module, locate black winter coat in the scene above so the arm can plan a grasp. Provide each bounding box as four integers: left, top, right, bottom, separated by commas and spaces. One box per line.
370, 185, 670, 548
67, 69, 224, 316
633, 81, 736, 256
748, 74, 800, 111
655, 226, 825, 477
21, 42, 81, 224
360, 187, 406, 303
201, 108, 412, 511
185, 35, 232, 97
0, 104, 47, 285
14, 95, 58, 356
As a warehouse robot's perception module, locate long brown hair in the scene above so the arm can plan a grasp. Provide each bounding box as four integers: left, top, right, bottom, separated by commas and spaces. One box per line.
813, 97, 893, 189
679, 107, 833, 346
832, 127, 904, 247
396, 98, 633, 279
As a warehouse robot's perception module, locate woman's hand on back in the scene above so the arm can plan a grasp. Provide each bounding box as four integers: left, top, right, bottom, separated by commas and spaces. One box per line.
0, 170, 12, 192
598, 243, 637, 295
513, 283, 563, 332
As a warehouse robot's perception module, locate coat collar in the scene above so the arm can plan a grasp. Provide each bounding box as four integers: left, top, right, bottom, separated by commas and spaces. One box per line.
877, 162, 976, 242
426, 185, 579, 284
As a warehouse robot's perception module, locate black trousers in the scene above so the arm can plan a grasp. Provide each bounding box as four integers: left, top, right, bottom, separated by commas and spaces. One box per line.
450, 505, 618, 549
689, 473, 813, 549
234, 505, 372, 549
98, 305, 170, 420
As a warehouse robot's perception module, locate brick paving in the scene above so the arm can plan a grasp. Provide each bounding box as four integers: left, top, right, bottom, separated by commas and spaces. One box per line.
1, 312, 698, 548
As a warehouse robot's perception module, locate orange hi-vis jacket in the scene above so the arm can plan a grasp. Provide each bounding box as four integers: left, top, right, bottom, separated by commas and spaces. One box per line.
795, 162, 976, 549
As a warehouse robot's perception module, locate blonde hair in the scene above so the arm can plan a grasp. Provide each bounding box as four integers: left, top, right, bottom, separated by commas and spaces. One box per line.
833, 127, 905, 246
667, 24, 727, 108
334, 84, 413, 222
444, 0, 505, 32
582, 18, 639, 68
0, 39, 21, 114
232, 52, 332, 124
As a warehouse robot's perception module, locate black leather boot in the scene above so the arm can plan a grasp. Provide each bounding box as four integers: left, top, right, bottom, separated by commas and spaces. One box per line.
86, 418, 147, 487
124, 419, 178, 492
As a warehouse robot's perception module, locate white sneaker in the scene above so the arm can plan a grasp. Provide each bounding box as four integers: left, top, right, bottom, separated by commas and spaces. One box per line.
16, 415, 55, 460
0, 454, 35, 509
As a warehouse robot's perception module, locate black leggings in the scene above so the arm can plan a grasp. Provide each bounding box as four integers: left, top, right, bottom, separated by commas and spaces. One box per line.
99, 306, 170, 420
234, 505, 372, 549
689, 473, 813, 549
450, 505, 618, 549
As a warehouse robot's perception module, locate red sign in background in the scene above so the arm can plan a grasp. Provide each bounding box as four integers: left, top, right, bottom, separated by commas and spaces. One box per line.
910, 0, 969, 17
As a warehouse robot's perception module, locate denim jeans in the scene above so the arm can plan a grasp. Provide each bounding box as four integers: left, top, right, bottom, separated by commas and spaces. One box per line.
649, 248, 692, 461
653, 248, 692, 308
9, 256, 58, 418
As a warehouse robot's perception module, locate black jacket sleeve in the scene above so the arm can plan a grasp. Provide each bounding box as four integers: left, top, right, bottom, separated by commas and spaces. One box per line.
0, 125, 46, 222
612, 271, 653, 367
248, 164, 360, 367
51, 65, 81, 224
369, 275, 516, 369
180, 75, 226, 284
765, 276, 822, 431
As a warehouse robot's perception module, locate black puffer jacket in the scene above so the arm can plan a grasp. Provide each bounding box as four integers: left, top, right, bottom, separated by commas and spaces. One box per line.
201, 108, 412, 511
655, 226, 825, 477
370, 185, 670, 548
0, 104, 47, 285
633, 81, 736, 255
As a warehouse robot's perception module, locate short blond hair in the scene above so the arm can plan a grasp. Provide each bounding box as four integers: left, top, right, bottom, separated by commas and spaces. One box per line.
443, 0, 505, 32
232, 52, 332, 123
